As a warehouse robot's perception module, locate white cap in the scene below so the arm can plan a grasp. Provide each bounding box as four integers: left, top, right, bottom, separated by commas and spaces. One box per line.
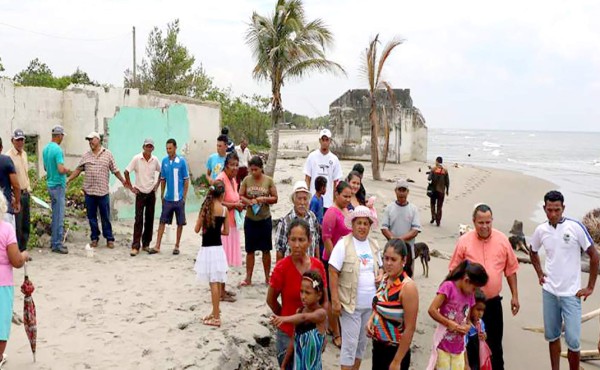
85, 131, 101, 140
143, 138, 155, 147
395, 179, 410, 189
290, 180, 311, 201
319, 128, 332, 139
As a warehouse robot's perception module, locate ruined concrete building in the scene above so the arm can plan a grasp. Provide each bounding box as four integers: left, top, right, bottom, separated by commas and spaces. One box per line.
329, 89, 427, 163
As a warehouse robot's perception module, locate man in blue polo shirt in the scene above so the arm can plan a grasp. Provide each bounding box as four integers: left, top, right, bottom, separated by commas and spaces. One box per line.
149, 138, 189, 255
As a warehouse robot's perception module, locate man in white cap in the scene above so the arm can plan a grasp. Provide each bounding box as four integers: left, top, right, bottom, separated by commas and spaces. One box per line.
42, 125, 70, 254
124, 139, 161, 256
7, 129, 31, 252
68, 131, 129, 249
381, 179, 422, 276
304, 128, 342, 212
275, 181, 320, 261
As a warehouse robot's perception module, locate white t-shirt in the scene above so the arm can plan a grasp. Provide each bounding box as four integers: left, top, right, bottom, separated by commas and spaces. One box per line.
329, 237, 381, 309
531, 217, 593, 296
303, 150, 343, 208
235, 145, 251, 168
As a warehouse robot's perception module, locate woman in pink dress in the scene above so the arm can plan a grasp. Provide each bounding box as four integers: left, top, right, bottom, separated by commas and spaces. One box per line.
216, 152, 244, 301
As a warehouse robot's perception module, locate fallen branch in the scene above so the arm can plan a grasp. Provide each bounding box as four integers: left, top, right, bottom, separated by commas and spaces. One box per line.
523, 308, 600, 334
561, 349, 600, 361
430, 249, 451, 260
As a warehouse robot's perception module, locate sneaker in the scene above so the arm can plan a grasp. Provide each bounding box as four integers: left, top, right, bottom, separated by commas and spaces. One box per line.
107, 241, 115, 249
52, 247, 69, 254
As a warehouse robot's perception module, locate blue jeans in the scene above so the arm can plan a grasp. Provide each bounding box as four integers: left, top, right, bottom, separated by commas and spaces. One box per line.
542, 289, 581, 351
48, 186, 65, 250
275, 329, 293, 370
85, 194, 114, 242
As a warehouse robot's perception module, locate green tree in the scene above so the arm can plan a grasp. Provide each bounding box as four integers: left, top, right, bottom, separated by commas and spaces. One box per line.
70, 67, 98, 85
14, 58, 55, 87
125, 19, 213, 98
363, 34, 403, 180
0, 57, 4, 73
246, 0, 345, 176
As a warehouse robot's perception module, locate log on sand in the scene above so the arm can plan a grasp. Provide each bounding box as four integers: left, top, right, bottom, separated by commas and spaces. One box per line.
523, 308, 600, 334
560, 350, 600, 362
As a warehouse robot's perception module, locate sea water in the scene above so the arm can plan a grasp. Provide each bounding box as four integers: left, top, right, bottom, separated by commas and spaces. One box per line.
428, 128, 600, 220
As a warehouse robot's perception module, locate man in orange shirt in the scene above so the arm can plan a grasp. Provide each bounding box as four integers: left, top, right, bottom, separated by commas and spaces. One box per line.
449, 204, 520, 370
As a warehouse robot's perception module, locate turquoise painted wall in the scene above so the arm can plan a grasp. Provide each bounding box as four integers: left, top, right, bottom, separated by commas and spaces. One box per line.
107, 105, 201, 219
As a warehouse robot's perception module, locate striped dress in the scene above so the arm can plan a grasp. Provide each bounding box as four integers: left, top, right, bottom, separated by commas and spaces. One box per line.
294, 320, 325, 370
372, 272, 411, 343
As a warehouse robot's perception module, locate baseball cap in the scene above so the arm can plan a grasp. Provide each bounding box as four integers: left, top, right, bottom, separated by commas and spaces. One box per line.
319, 128, 332, 139
85, 131, 101, 140
395, 179, 410, 189
290, 180, 310, 201
51, 125, 66, 135
143, 138, 155, 147
12, 129, 25, 140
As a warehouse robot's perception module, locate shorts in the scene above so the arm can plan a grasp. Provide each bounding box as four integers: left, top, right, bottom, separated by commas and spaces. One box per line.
542, 289, 581, 351
160, 199, 186, 226
436, 348, 465, 370
339, 307, 371, 366
0, 286, 14, 340
244, 217, 272, 252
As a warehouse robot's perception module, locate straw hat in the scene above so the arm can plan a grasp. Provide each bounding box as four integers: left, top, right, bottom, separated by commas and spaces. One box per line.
345, 205, 378, 228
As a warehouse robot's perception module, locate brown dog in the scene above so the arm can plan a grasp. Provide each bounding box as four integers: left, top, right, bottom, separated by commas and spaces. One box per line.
414, 242, 430, 278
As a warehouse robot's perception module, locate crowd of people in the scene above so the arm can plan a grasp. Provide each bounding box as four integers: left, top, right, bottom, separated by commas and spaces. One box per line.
0, 126, 598, 370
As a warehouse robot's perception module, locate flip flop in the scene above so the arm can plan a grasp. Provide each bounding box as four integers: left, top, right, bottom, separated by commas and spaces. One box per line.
148, 248, 160, 254
239, 280, 252, 287
0, 353, 7, 367
203, 317, 221, 327
220, 295, 236, 302
172, 248, 180, 255
224, 290, 237, 297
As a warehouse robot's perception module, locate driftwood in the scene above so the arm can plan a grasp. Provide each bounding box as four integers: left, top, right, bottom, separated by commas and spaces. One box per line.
430, 249, 451, 260
523, 308, 600, 334
561, 349, 600, 362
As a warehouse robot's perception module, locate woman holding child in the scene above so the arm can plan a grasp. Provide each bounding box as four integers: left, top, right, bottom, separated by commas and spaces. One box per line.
267, 219, 328, 370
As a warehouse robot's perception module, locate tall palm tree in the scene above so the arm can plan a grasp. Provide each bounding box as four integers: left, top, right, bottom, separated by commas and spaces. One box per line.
246, 0, 345, 176
363, 34, 403, 180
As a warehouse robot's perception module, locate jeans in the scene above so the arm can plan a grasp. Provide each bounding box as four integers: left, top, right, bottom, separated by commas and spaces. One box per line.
275, 329, 293, 370
48, 186, 65, 250
132, 191, 156, 248
85, 194, 114, 242
483, 296, 504, 370
542, 289, 581, 352
372, 340, 411, 370
15, 192, 31, 251
430, 191, 445, 225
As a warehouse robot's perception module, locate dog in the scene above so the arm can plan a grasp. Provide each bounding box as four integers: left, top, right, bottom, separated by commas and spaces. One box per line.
458, 224, 472, 236
509, 235, 529, 254
413, 242, 430, 278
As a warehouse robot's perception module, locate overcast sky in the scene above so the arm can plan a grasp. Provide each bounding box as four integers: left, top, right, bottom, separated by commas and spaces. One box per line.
1, 0, 599, 131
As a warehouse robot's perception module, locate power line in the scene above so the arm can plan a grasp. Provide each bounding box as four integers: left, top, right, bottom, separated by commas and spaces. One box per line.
0, 21, 128, 42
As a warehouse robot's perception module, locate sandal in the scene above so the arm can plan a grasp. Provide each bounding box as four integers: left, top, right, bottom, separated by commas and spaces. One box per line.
239, 280, 252, 287
148, 248, 160, 254
0, 353, 7, 368
220, 295, 236, 302
203, 317, 221, 327
224, 290, 236, 297
172, 248, 180, 255
332, 335, 342, 349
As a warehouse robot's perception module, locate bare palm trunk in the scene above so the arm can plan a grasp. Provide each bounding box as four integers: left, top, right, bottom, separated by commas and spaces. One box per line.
370, 96, 381, 180
265, 85, 282, 177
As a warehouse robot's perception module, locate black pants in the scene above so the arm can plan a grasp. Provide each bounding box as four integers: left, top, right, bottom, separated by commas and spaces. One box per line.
483, 296, 504, 370
466, 334, 480, 369
430, 191, 445, 225
132, 191, 156, 249
372, 340, 411, 370
14, 192, 30, 252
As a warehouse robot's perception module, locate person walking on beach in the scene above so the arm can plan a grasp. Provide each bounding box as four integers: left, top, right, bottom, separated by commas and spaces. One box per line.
275, 181, 320, 261
304, 129, 343, 212
381, 179, 422, 277
68, 131, 129, 249
429, 156, 449, 226
530, 190, 599, 370
0, 193, 29, 367
449, 204, 520, 370
42, 125, 70, 254
0, 138, 20, 229
150, 138, 189, 255
7, 130, 30, 252
239, 156, 278, 286
194, 180, 230, 328
235, 138, 251, 190
124, 139, 161, 256
206, 135, 228, 184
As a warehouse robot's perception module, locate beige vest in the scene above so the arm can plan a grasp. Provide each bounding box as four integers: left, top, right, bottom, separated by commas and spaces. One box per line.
337, 234, 381, 314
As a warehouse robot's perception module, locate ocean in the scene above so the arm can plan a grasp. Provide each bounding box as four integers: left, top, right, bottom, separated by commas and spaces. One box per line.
427, 128, 600, 221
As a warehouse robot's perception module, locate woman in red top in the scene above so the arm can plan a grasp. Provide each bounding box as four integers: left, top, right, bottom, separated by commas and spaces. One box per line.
267, 219, 328, 370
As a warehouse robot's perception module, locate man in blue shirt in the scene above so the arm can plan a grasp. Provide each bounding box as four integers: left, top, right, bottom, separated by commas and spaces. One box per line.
206, 135, 228, 184
42, 125, 70, 254
149, 138, 189, 255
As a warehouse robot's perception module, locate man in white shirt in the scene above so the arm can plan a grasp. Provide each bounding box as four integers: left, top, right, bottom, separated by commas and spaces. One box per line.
530, 190, 599, 370
304, 129, 343, 210
124, 138, 161, 256
235, 137, 251, 190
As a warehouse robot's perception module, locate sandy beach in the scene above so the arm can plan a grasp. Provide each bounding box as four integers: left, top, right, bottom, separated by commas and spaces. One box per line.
5, 132, 600, 370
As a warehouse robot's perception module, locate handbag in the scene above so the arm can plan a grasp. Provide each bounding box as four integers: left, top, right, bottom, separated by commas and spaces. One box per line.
427, 182, 435, 198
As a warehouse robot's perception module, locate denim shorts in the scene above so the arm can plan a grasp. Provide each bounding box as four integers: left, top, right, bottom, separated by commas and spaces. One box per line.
160, 200, 186, 226
542, 289, 581, 351
275, 329, 293, 370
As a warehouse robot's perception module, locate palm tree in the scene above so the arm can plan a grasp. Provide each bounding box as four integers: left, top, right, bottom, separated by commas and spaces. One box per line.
363, 34, 403, 180
246, 0, 345, 176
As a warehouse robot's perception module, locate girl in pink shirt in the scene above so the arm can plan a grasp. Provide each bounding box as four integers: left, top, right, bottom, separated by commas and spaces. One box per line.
0, 193, 28, 366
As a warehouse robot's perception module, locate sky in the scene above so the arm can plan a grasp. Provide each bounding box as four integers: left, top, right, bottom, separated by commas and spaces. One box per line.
1, 0, 599, 131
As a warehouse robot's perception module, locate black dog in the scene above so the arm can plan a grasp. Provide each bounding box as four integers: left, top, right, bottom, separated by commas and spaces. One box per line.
414, 242, 430, 278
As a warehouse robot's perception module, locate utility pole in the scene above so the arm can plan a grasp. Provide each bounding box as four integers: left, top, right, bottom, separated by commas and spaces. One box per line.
132, 26, 137, 86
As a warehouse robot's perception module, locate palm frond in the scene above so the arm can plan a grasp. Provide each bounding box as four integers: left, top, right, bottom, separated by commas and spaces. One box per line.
283, 58, 345, 80
375, 36, 404, 84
